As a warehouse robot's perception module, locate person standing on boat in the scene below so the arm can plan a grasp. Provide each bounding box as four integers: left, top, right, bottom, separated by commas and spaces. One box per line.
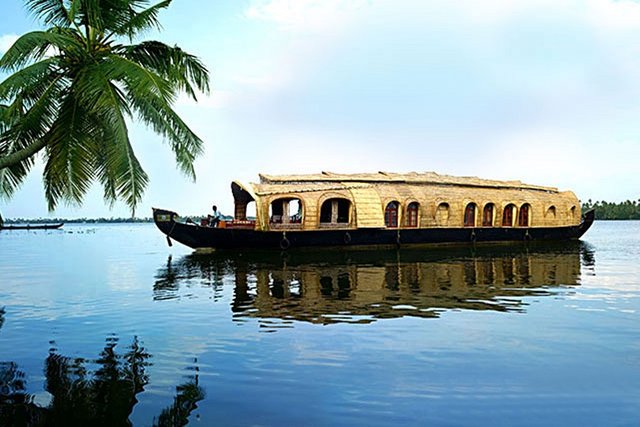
209, 205, 222, 227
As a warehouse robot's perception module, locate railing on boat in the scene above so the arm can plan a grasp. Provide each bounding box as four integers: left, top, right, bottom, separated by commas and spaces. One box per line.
222, 220, 256, 229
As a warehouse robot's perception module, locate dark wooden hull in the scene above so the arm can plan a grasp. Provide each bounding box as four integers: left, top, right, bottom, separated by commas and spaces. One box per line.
153, 208, 595, 251
0, 223, 64, 231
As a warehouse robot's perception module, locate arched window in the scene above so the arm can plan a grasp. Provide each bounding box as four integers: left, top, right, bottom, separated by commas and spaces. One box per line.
503, 204, 516, 227
464, 203, 476, 227
320, 198, 351, 224
270, 198, 303, 225
385, 201, 400, 228
482, 203, 495, 227
405, 202, 419, 227
436, 203, 450, 226
570, 206, 576, 220
518, 203, 531, 227
546, 206, 556, 219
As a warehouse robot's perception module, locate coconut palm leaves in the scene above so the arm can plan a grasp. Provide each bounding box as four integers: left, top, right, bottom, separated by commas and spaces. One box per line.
0, 0, 210, 214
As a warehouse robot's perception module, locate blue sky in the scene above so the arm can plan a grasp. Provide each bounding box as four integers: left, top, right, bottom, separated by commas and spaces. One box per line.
1, 0, 640, 218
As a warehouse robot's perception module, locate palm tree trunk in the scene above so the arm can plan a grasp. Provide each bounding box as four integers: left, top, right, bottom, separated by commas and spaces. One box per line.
0, 138, 48, 169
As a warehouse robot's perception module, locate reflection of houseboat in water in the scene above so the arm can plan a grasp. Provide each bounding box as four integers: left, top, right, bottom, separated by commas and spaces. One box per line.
154, 243, 592, 324
153, 172, 595, 250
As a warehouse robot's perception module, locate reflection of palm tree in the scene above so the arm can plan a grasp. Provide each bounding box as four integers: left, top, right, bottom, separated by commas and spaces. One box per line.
0, 361, 45, 425
153, 255, 180, 300
153, 370, 205, 427
44, 336, 151, 424
0, 336, 204, 425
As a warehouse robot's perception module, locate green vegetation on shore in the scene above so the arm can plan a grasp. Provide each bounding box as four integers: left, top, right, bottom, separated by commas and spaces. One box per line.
3, 217, 153, 224
582, 199, 640, 220
2, 214, 233, 224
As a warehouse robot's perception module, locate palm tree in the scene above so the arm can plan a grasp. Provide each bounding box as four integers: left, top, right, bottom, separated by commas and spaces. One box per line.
0, 0, 210, 214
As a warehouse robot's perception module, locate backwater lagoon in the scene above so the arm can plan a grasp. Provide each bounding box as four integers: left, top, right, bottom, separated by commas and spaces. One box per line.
0, 221, 639, 425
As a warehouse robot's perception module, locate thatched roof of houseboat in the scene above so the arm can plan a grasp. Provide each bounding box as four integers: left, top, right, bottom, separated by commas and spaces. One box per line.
258, 171, 559, 192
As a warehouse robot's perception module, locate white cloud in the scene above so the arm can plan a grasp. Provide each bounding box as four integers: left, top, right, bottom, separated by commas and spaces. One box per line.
585, 0, 640, 31
0, 34, 19, 54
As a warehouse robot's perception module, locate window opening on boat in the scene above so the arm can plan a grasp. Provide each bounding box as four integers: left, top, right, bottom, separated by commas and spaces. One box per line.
436, 203, 450, 226
270, 200, 284, 223
320, 200, 332, 223
482, 203, 494, 227
503, 204, 516, 227
464, 203, 477, 227
320, 198, 351, 225
518, 203, 530, 227
337, 199, 350, 223
570, 206, 576, 220
290, 199, 302, 223
406, 202, 419, 227
385, 201, 400, 228
546, 205, 556, 219
270, 198, 303, 225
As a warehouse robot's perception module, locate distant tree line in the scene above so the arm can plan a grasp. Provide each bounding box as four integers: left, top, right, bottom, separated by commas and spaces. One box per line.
582, 199, 640, 220
3, 217, 154, 224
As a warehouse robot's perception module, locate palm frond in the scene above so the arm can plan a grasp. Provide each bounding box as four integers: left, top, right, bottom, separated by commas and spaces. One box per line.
0, 103, 35, 201
0, 74, 64, 158
96, 54, 203, 178
112, 0, 172, 40
0, 157, 35, 201
91, 125, 118, 206
102, 54, 175, 101
0, 104, 8, 133
114, 136, 148, 216
127, 92, 202, 179
75, 0, 155, 35
121, 41, 210, 99
0, 102, 36, 200
43, 91, 96, 210
75, 63, 132, 117
25, 0, 72, 27
77, 65, 148, 213
0, 57, 61, 103
0, 30, 80, 72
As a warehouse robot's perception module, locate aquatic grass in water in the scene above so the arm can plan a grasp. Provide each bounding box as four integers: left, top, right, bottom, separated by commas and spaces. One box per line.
0, 222, 639, 425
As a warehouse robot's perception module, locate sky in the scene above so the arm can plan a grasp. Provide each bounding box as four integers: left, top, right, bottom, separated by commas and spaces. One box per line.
1, 0, 640, 219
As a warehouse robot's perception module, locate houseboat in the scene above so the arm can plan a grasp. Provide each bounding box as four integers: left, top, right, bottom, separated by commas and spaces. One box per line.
153, 171, 595, 250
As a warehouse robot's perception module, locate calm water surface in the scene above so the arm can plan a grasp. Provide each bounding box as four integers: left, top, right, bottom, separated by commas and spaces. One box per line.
0, 221, 639, 426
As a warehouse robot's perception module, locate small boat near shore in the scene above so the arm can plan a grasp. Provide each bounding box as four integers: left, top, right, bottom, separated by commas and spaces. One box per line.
0, 223, 64, 231
153, 171, 595, 251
